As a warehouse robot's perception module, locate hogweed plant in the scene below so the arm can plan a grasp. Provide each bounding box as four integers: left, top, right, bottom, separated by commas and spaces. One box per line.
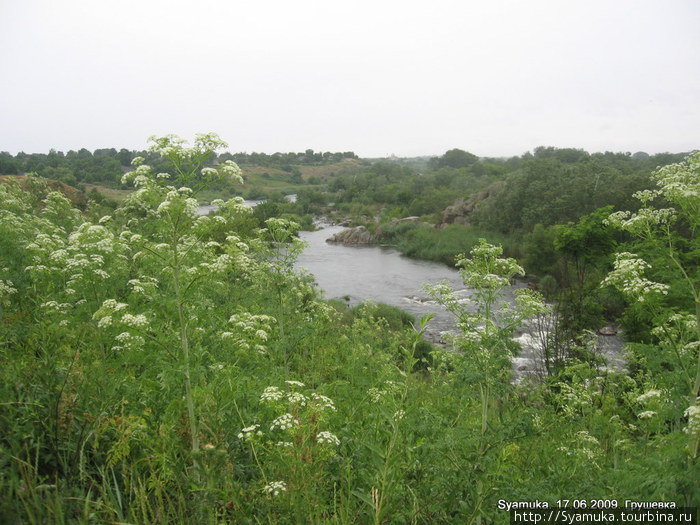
603, 151, 699, 458
236, 382, 340, 515
114, 134, 252, 480
425, 240, 547, 524
426, 240, 548, 432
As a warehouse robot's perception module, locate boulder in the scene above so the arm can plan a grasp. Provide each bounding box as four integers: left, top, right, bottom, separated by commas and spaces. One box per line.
440, 181, 505, 226
598, 325, 618, 336
326, 225, 376, 245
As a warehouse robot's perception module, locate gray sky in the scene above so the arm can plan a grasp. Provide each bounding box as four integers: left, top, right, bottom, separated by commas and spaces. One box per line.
1, 0, 699, 157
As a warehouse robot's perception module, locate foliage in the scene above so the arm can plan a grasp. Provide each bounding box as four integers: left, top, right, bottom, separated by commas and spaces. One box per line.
602, 151, 699, 458
1, 140, 698, 523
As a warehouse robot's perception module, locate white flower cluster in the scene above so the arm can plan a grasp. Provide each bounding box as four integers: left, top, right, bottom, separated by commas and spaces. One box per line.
262, 481, 287, 496
237, 424, 263, 440
156, 188, 199, 219
219, 160, 243, 184
270, 413, 299, 431
121, 313, 149, 328
575, 431, 600, 446
653, 151, 700, 205
198, 254, 233, 275
602, 252, 669, 302
224, 312, 276, 354
127, 276, 159, 296
316, 431, 340, 446
122, 164, 153, 186
367, 380, 401, 403
0, 279, 18, 296
113, 331, 145, 351
368, 388, 384, 403
40, 301, 72, 314
201, 167, 218, 179
310, 393, 336, 411
260, 386, 284, 402
93, 300, 149, 349
637, 410, 656, 419
286, 380, 305, 387
514, 288, 549, 317
287, 392, 308, 406
605, 208, 676, 235
636, 390, 662, 403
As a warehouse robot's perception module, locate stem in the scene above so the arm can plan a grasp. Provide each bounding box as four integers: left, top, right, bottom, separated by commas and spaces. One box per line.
172, 236, 200, 479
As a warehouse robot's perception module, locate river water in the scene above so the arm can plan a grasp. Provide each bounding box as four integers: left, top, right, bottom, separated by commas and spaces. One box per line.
296, 224, 526, 340
197, 205, 625, 378
296, 224, 625, 378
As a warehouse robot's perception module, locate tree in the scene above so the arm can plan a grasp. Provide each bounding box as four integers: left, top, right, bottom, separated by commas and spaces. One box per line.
430, 148, 478, 169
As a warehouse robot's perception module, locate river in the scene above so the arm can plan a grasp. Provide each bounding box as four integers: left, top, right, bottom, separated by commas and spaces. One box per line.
297, 224, 625, 379
197, 205, 625, 378
296, 224, 526, 339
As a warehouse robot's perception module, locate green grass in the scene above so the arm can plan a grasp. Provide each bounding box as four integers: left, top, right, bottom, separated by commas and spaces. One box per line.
379, 222, 518, 266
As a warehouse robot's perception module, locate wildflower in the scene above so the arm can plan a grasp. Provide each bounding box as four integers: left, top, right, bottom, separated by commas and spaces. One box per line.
287, 392, 308, 406
310, 393, 336, 410
260, 386, 284, 402
638, 411, 656, 419
121, 313, 148, 328
203, 443, 216, 450
270, 413, 299, 431
393, 410, 406, 422
220, 160, 243, 183
602, 252, 669, 301
285, 380, 305, 387
237, 424, 262, 440
575, 430, 600, 446
316, 431, 340, 446
276, 441, 294, 448
262, 481, 287, 496
0, 280, 18, 296
636, 390, 662, 403
368, 388, 384, 402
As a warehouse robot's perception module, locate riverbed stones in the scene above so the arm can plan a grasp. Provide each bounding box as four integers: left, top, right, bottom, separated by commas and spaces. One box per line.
326, 225, 375, 244
598, 325, 618, 336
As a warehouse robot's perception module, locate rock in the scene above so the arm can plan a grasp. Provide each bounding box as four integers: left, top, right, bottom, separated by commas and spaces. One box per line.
440, 181, 505, 226
326, 225, 376, 245
598, 325, 618, 336
0, 174, 88, 209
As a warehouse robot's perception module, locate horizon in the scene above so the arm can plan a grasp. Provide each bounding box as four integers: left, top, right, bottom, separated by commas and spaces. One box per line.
2, 143, 694, 160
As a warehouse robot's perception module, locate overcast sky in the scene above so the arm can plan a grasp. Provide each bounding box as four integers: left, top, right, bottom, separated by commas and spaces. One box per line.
1, 0, 699, 157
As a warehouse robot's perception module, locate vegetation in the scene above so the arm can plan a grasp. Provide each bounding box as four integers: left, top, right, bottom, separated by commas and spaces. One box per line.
0, 135, 697, 523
